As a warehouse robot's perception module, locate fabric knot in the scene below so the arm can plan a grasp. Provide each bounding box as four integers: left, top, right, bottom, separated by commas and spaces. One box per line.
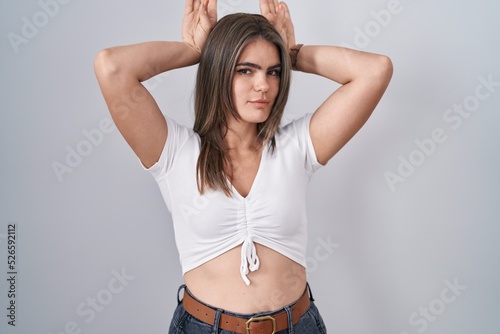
240, 237, 260, 285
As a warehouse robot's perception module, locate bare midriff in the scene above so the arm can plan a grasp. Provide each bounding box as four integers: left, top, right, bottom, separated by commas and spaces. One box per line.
183, 243, 307, 314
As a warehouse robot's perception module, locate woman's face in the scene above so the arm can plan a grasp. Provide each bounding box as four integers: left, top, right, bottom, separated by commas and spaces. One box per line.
231, 38, 281, 126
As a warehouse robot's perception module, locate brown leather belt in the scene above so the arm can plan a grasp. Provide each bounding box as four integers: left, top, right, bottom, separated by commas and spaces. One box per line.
182, 286, 311, 333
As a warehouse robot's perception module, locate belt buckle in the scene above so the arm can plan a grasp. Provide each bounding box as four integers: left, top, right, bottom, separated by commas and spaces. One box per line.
245, 315, 276, 334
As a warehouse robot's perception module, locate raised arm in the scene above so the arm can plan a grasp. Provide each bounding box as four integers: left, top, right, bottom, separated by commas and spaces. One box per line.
261, 0, 393, 165
300, 46, 393, 165
94, 0, 217, 168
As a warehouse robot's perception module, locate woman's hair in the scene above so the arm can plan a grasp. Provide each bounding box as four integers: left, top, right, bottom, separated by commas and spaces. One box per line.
193, 13, 292, 196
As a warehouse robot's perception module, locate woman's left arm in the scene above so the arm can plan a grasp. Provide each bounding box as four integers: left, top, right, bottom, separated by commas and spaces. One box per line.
260, 0, 393, 165
297, 45, 393, 165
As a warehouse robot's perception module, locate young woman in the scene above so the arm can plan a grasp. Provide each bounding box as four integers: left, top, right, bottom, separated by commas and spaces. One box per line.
94, 0, 393, 332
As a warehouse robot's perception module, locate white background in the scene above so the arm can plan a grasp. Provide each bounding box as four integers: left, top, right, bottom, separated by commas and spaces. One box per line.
1, 0, 499, 333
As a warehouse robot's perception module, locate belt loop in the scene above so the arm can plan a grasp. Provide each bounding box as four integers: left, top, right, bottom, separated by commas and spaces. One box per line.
211, 308, 223, 334
285, 306, 294, 333
177, 284, 186, 305
306, 282, 315, 302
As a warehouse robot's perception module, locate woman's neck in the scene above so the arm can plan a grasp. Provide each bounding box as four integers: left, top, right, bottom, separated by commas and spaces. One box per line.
224, 119, 261, 151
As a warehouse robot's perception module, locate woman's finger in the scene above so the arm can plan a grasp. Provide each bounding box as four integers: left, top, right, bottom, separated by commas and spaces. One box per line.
198, 0, 206, 14
277, 2, 294, 45
281, 3, 294, 34
206, 0, 218, 25
185, 0, 201, 15
259, 0, 269, 15
198, 0, 210, 28
184, 0, 194, 14
197, 0, 217, 27
260, 0, 275, 16
267, 0, 278, 14
272, 0, 280, 14
281, 2, 290, 18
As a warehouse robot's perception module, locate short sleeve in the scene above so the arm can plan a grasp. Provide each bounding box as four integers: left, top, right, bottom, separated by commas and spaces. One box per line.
142, 117, 195, 181
280, 113, 324, 175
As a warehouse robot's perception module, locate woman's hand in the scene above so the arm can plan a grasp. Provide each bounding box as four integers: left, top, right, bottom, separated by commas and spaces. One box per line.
259, 0, 296, 49
182, 0, 218, 54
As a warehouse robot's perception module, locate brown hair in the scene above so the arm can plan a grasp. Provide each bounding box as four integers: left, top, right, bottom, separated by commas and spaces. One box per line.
193, 13, 291, 196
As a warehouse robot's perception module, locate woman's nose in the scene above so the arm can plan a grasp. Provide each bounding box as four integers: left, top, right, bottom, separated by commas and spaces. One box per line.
254, 73, 269, 92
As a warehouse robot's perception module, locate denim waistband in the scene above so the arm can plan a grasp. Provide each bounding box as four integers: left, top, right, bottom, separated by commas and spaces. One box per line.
171, 283, 326, 334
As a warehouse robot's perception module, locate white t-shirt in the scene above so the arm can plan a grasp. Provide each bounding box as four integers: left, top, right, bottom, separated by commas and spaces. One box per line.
146, 113, 323, 285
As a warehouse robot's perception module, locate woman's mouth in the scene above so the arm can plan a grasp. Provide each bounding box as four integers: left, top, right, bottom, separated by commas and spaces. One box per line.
248, 99, 270, 108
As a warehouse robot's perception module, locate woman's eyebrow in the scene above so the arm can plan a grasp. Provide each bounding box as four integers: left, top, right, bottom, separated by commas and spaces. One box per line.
236, 62, 282, 70
268, 64, 282, 70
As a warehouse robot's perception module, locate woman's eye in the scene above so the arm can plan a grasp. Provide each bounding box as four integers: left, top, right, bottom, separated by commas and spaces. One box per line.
268, 70, 281, 76
237, 68, 251, 75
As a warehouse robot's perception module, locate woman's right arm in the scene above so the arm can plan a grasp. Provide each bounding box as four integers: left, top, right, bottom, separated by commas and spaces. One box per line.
94, 42, 200, 168
94, 0, 217, 168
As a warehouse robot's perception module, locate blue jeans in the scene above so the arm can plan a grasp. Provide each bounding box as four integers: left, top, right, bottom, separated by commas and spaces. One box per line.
168, 284, 327, 334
